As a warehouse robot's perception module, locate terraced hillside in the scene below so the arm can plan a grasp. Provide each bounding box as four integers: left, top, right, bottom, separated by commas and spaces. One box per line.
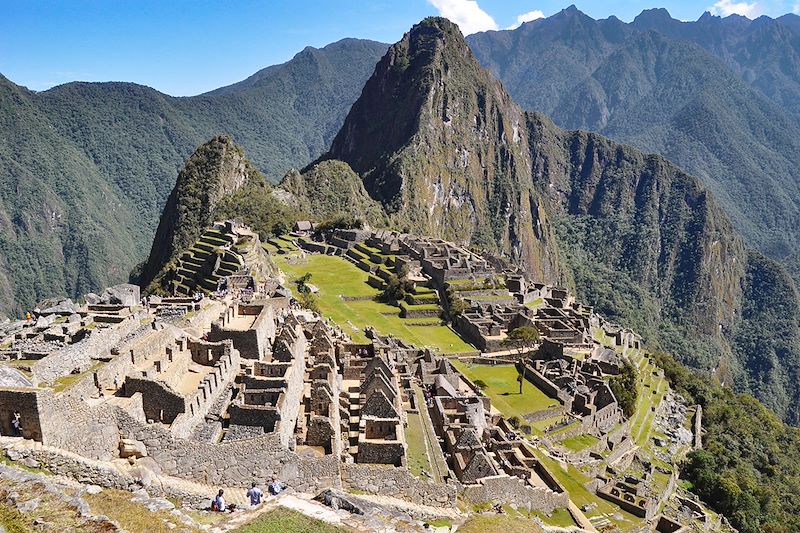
152, 222, 274, 297
272, 244, 472, 353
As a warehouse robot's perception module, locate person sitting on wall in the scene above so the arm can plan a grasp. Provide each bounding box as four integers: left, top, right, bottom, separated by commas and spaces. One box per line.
212, 489, 225, 512
247, 481, 264, 506
268, 475, 287, 496
11, 412, 21, 436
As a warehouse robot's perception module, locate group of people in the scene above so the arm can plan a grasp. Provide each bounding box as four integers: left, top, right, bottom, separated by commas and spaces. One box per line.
211, 475, 287, 513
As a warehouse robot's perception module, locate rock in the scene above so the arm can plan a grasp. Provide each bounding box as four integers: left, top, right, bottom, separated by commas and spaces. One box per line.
22, 458, 39, 469
145, 498, 175, 513
85, 485, 103, 495
68, 313, 82, 323
34, 315, 55, 328
6, 449, 22, 462
17, 498, 40, 513
103, 284, 140, 307
39, 299, 78, 316
314, 489, 366, 515
119, 438, 147, 459
70, 497, 91, 517
0, 367, 33, 388
85, 293, 102, 305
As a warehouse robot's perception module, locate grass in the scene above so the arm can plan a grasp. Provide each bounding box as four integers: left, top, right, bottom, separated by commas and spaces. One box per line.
276, 254, 473, 353
531, 507, 576, 528
85, 488, 199, 533
561, 434, 599, 452
457, 514, 544, 533
630, 356, 667, 446
451, 361, 559, 420
532, 451, 642, 530
405, 411, 432, 477
232, 507, 350, 533
52, 362, 100, 392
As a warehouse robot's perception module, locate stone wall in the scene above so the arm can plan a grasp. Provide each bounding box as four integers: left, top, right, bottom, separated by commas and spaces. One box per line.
208, 304, 274, 359
460, 475, 568, 513
171, 344, 240, 438
341, 463, 457, 507
31, 314, 142, 385
0, 388, 41, 440
37, 390, 131, 461
125, 377, 186, 424
117, 411, 339, 491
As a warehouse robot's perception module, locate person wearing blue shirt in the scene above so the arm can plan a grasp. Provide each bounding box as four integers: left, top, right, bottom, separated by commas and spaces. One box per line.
247, 482, 264, 505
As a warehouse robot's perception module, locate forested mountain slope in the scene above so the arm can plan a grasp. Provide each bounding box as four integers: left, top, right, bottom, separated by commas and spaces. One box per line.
467, 7, 800, 274
0, 39, 387, 315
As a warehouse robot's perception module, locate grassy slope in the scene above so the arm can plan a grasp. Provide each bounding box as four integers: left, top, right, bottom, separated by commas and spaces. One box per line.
275, 254, 472, 353
450, 362, 559, 422
233, 508, 350, 533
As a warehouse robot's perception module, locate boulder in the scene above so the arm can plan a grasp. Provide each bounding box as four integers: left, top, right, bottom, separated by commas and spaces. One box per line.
119, 438, 147, 459
85, 293, 102, 305
34, 315, 55, 329
39, 299, 78, 316
314, 489, 366, 515
102, 284, 140, 307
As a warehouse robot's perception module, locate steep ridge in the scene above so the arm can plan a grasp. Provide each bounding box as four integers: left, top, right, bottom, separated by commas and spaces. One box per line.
315, 17, 800, 422
139, 136, 266, 291
327, 18, 563, 282
467, 8, 800, 275
0, 39, 386, 315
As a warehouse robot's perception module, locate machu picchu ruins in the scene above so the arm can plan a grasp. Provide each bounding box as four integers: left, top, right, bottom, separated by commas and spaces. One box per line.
0, 220, 733, 532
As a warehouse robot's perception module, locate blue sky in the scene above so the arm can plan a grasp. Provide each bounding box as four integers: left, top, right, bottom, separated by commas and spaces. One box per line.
1, 0, 797, 96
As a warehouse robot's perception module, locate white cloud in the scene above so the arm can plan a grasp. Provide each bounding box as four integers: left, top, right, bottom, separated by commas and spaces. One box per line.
794, 2, 800, 13
427, 0, 498, 35
506, 9, 545, 30
708, 0, 763, 17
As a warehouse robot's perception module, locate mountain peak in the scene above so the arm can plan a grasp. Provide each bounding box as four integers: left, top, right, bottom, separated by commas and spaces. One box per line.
632, 8, 676, 27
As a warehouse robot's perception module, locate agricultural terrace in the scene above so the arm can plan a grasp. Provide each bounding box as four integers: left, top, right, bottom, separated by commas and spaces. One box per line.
631, 353, 668, 446
274, 253, 473, 353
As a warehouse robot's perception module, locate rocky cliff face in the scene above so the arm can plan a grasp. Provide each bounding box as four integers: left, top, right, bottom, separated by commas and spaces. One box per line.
328, 18, 563, 282
138, 136, 258, 289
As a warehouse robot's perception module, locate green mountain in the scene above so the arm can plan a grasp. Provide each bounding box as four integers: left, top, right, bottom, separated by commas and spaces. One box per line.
0, 39, 387, 316
467, 8, 800, 275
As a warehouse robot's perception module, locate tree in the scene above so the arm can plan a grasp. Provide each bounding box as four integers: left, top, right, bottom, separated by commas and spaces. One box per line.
473, 379, 487, 391
502, 326, 540, 358
378, 270, 414, 305
609, 359, 638, 418
296, 272, 313, 294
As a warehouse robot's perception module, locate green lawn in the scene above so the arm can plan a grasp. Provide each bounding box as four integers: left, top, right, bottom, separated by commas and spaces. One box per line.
405, 411, 432, 477
233, 507, 349, 533
630, 356, 667, 446
275, 254, 473, 353
561, 434, 599, 452
531, 507, 576, 528
451, 362, 559, 419
532, 452, 642, 530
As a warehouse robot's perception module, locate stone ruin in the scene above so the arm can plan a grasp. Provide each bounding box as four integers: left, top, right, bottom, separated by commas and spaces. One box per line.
0, 222, 707, 530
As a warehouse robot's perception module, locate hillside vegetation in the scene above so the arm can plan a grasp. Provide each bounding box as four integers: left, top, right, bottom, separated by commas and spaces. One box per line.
467, 8, 800, 279
0, 39, 387, 316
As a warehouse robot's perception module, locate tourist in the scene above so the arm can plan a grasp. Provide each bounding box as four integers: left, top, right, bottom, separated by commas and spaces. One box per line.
247, 481, 263, 506
268, 475, 286, 496
212, 489, 225, 512
11, 412, 21, 436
